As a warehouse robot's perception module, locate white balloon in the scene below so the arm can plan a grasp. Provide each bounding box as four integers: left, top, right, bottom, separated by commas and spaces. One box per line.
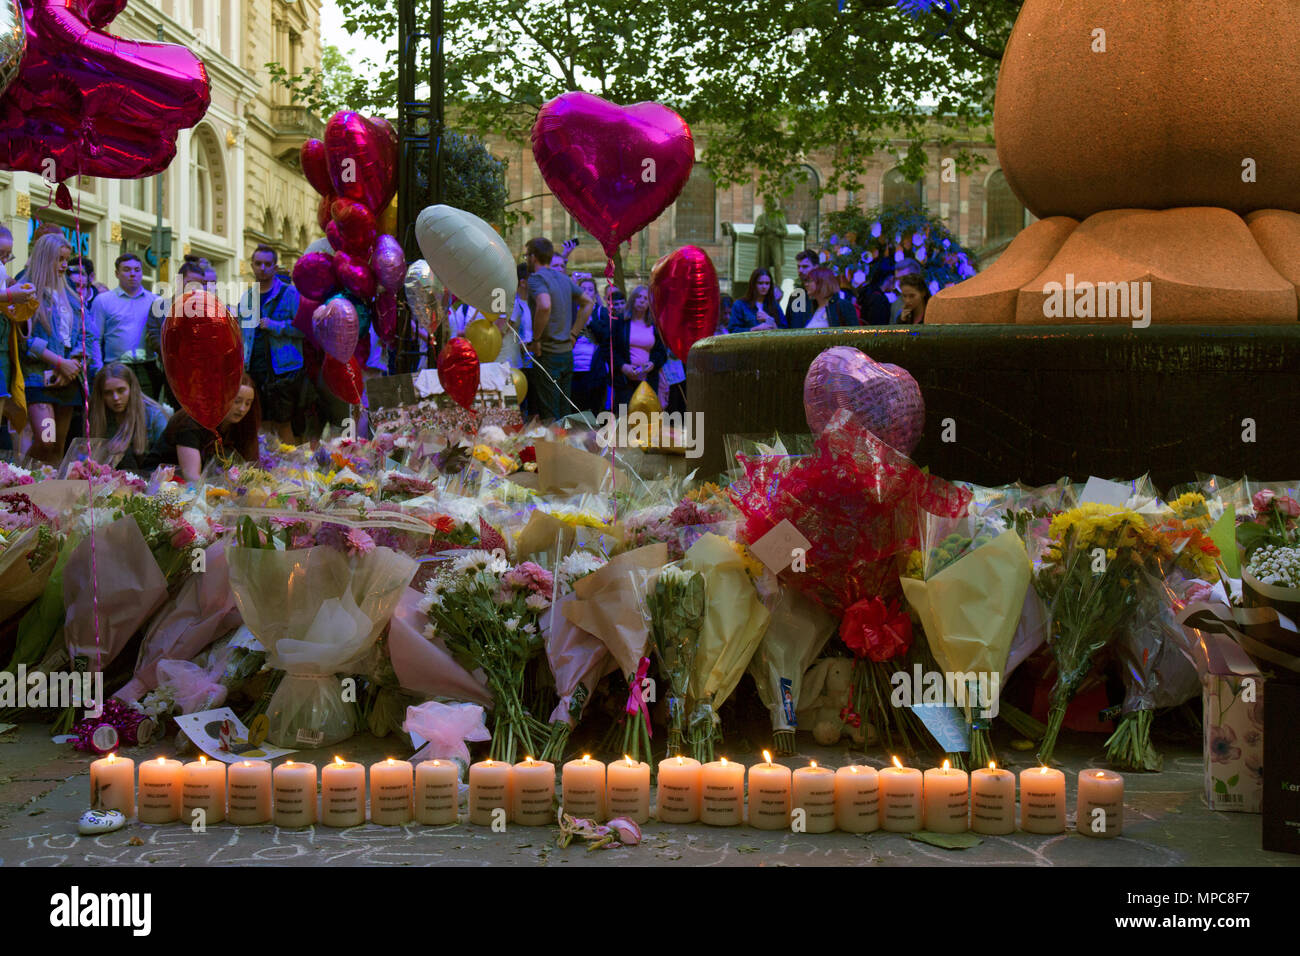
304, 237, 334, 257
414, 204, 516, 319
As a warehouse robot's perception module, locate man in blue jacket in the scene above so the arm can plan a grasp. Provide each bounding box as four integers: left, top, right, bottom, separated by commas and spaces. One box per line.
240, 244, 304, 442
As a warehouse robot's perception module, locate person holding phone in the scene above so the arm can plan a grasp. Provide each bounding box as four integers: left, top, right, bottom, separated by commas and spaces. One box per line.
728, 268, 785, 333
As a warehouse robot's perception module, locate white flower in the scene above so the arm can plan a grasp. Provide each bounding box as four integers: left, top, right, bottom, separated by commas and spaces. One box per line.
452, 549, 508, 576
557, 551, 606, 588
525, 593, 549, 611
503, 617, 520, 632
523, 623, 536, 635
478, 425, 508, 445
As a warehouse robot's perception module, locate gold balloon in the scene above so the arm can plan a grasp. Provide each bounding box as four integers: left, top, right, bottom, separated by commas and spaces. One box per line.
1, 297, 38, 325
628, 380, 662, 418
464, 318, 502, 363
511, 368, 528, 403
378, 193, 399, 237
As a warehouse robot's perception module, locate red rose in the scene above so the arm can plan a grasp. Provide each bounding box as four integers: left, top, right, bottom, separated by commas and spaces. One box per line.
840, 597, 912, 663
1277, 495, 1300, 518
520, 445, 536, 464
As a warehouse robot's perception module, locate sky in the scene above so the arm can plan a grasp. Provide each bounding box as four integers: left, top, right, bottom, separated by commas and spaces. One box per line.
319, 0, 388, 78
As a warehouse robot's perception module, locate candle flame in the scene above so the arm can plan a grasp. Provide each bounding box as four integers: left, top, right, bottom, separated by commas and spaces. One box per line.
286, 760, 294, 767
335, 756, 345, 767
432, 760, 440, 767
1039, 766, 1049, 774
624, 754, 633, 766
677, 756, 684, 766
107, 753, 116, 764
989, 761, 996, 770
810, 760, 818, 769
158, 756, 167, 764
850, 765, 860, 774
721, 757, 728, 766
1096, 771, 1105, 778
763, 750, 773, 765
387, 758, 395, 766
891, 755, 903, 770
484, 760, 493, 767
942, 759, 950, 771
243, 761, 251, 767
526, 756, 535, 766
583, 754, 591, 763
199, 755, 207, 766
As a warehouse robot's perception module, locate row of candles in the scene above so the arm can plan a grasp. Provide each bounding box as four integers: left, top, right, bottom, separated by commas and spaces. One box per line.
91, 751, 1124, 836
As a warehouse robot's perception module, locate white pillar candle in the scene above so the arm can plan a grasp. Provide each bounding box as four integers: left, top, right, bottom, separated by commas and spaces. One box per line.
970, 762, 1016, 835
747, 751, 792, 830
923, 760, 969, 833
468, 759, 512, 825
700, 757, 744, 826
791, 760, 836, 833
656, 755, 702, 823
606, 756, 651, 823
273, 760, 317, 828
320, 757, 366, 828
414, 760, 460, 825
137, 757, 182, 824
1076, 769, 1124, 838
1019, 766, 1066, 834
879, 756, 924, 832
369, 758, 414, 826
181, 756, 225, 825
561, 755, 606, 820
227, 759, 273, 825
90, 753, 135, 817
511, 757, 555, 826
834, 765, 879, 833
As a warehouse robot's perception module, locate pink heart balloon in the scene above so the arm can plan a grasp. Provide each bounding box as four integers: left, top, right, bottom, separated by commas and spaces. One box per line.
371, 234, 406, 292
325, 111, 398, 214
334, 251, 378, 301
649, 245, 719, 362
803, 347, 925, 455
313, 296, 360, 364
531, 92, 694, 258
301, 139, 332, 198
292, 252, 337, 302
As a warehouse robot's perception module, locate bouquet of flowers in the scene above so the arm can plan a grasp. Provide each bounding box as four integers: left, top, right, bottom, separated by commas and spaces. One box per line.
1033, 503, 1172, 766
646, 563, 707, 757
1239, 488, 1300, 622
0, 495, 60, 622
420, 550, 554, 763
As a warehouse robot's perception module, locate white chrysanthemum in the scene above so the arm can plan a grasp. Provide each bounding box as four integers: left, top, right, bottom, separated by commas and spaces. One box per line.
504, 617, 519, 632
557, 551, 606, 586
439, 496, 481, 526
523, 623, 536, 635
452, 549, 508, 576
524, 593, 549, 611
477, 425, 508, 445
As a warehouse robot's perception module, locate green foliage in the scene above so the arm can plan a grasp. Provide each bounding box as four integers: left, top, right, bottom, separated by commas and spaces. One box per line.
440, 131, 510, 228
823, 200, 977, 290
266, 45, 374, 120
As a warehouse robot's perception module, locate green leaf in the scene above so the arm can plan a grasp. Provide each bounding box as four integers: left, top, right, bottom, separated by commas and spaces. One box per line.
1214, 778, 1228, 794
909, 831, 983, 851
1227, 774, 1239, 787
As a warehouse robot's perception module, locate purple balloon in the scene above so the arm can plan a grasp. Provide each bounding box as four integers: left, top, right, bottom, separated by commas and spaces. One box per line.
313, 296, 360, 364
803, 347, 925, 455
371, 234, 406, 291
292, 252, 337, 302
335, 251, 378, 300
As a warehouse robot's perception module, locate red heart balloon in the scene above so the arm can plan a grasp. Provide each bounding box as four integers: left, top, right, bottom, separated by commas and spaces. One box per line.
325, 111, 398, 214
301, 139, 332, 198
375, 288, 397, 342
330, 198, 378, 257
531, 92, 694, 258
317, 193, 335, 231
293, 296, 322, 342
438, 337, 480, 411
325, 220, 344, 252
161, 291, 243, 432
292, 252, 337, 302
649, 245, 719, 362
322, 355, 365, 405
334, 251, 378, 300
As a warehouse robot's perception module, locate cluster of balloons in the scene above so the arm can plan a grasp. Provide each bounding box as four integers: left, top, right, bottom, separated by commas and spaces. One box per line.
294, 111, 403, 404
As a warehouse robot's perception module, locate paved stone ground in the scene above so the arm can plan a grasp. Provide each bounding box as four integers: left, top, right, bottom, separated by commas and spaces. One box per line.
0, 722, 1295, 867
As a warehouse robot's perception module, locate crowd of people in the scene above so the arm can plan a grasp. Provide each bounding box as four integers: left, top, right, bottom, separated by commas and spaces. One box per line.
0, 224, 933, 474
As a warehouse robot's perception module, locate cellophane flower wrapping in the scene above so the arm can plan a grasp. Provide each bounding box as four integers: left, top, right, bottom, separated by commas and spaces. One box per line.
1031, 502, 1172, 766
730, 413, 970, 749
227, 538, 416, 749
647, 563, 707, 757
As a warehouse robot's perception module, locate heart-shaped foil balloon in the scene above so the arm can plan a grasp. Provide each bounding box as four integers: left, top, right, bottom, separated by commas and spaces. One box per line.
300, 138, 332, 197
374, 288, 397, 342
292, 252, 337, 302
370, 233, 406, 292
531, 92, 694, 258
649, 245, 719, 362
334, 251, 377, 301
330, 198, 377, 257
161, 290, 243, 432
316, 193, 335, 231
322, 355, 365, 405
0, 1, 25, 104
313, 295, 360, 363
325, 111, 398, 214
438, 336, 480, 411
803, 347, 925, 455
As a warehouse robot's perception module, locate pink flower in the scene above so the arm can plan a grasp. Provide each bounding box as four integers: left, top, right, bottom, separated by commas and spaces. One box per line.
1209, 726, 1241, 764
170, 521, 197, 550
1253, 489, 1276, 513
505, 561, 554, 596
345, 527, 375, 556
291, 534, 316, 550
1277, 495, 1300, 518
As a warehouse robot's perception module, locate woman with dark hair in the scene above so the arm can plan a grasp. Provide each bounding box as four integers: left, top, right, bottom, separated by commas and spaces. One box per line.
855, 258, 894, 326
611, 285, 667, 408
727, 268, 784, 333
798, 266, 859, 329
89, 363, 169, 472
897, 274, 931, 325
143, 373, 261, 482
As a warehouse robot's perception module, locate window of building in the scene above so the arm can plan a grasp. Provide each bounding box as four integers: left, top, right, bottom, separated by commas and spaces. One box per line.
674, 166, 716, 243
985, 169, 1027, 246
883, 167, 924, 208
783, 165, 820, 241
188, 127, 226, 236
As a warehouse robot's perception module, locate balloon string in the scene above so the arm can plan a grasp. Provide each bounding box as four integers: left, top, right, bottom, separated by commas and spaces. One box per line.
604, 257, 616, 514
72, 183, 101, 675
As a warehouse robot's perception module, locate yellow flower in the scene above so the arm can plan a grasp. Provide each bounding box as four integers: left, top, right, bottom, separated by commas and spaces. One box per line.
903, 549, 924, 579
206, 488, 231, 500
472, 444, 493, 463
278, 443, 297, 454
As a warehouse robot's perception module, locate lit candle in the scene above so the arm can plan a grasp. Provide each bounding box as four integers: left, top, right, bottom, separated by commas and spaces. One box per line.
273, 760, 317, 828
607, 756, 651, 823
181, 756, 225, 825
970, 762, 1016, 835
511, 757, 555, 826
414, 760, 460, 825
90, 753, 135, 817
923, 760, 969, 833
656, 755, 702, 823
320, 757, 365, 828
699, 757, 744, 826
747, 750, 791, 830
137, 757, 182, 824
561, 755, 606, 820
1076, 769, 1124, 838
791, 760, 836, 833
468, 759, 512, 826
369, 758, 414, 826
1019, 766, 1066, 834
227, 759, 272, 826
879, 756, 923, 832
834, 765, 879, 833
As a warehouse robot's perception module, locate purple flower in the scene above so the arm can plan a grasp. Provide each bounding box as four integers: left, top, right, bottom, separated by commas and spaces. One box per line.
1209, 726, 1241, 764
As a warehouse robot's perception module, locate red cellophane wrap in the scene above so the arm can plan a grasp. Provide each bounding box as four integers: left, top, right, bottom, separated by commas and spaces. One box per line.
730, 412, 971, 621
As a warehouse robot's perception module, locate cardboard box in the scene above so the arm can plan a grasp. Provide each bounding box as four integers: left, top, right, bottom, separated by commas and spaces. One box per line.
1263, 678, 1300, 854
1200, 634, 1264, 813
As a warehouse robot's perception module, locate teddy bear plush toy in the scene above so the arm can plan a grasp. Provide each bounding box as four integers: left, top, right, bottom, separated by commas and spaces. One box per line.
797, 658, 871, 747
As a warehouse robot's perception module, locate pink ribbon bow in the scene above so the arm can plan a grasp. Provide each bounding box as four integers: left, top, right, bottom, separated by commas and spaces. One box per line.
625, 656, 653, 740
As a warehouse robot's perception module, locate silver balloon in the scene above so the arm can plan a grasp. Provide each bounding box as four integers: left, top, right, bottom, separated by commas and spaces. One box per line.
0, 0, 27, 102
403, 258, 438, 333
304, 237, 334, 257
